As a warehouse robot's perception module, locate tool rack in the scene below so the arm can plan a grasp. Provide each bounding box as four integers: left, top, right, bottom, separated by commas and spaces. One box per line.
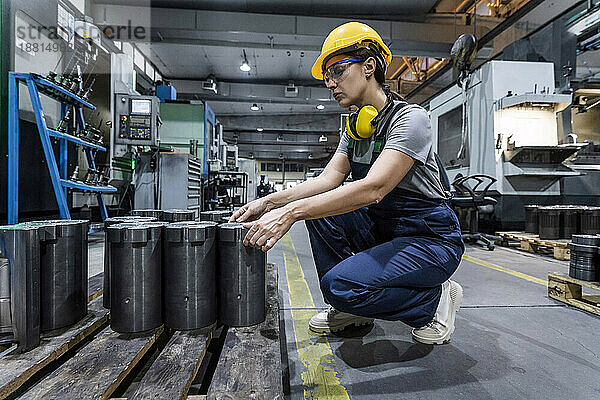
7, 72, 116, 224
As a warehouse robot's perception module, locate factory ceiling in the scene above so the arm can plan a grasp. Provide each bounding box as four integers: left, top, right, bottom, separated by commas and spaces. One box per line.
90, 0, 570, 160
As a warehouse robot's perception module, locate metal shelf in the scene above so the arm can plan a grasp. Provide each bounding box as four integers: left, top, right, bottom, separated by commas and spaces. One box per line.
47, 129, 106, 151
60, 179, 117, 192
23, 73, 96, 109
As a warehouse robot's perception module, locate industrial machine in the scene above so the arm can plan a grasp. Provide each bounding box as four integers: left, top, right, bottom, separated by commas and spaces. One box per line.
114, 95, 160, 147
429, 61, 585, 228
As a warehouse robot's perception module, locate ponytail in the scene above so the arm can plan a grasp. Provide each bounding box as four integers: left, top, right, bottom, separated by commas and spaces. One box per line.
382, 83, 406, 102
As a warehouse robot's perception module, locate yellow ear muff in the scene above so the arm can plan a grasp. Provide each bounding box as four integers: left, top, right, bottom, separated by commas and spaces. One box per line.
346, 105, 379, 140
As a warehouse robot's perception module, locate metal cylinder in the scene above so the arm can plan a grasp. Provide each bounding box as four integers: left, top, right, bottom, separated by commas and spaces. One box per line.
558, 206, 580, 240
217, 223, 266, 327
581, 206, 600, 235
572, 234, 600, 246
568, 242, 599, 282
200, 210, 232, 223
0, 255, 11, 334
103, 216, 157, 309
37, 220, 89, 331
0, 224, 41, 352
108, 222, 166, 333
132, 209, 164, 219
162, 209, 196, 223
524, 205, 539, 234
538, 207, 560, 240
164, 222, 217, 330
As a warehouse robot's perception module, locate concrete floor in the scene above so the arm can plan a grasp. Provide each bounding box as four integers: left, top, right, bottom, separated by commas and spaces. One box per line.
88, 224, 600, 399
268, 222, 600, 400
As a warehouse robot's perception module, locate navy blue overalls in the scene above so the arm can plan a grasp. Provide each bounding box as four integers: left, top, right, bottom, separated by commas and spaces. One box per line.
305, 103, 465, 328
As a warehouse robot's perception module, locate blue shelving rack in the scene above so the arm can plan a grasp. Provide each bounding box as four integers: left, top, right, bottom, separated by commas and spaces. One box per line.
7, 72, 117, 225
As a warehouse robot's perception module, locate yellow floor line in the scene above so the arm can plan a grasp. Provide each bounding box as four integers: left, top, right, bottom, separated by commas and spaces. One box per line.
462, 254, 548, 286
282, 233, 350, 400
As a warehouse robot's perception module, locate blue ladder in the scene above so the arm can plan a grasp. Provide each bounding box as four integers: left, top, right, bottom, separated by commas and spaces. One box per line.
7, 72, 117, 225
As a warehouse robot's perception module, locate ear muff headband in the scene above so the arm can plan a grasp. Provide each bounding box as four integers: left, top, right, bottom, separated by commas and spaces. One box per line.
345, 105, 379, 140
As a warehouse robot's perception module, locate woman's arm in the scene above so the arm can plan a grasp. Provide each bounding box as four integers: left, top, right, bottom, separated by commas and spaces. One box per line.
290, 149, 414, 220
231, 153, 350, 222
244, 149, 415, 250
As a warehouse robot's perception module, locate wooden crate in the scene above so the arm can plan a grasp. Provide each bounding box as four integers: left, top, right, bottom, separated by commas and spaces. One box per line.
548, 273, 600, 317
496, 231, 570, 261
0, 264, 283, 400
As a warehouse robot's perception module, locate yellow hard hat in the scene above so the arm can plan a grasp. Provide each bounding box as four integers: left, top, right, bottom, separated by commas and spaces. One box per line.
312, 22, 392, 80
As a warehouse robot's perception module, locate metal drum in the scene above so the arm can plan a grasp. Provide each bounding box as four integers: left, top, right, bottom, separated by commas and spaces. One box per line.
524, 205, 539, 234
558, 206, 581, 240
0, 255, 11, 334
217, 223, 266, 327
200, 210, 232, 223
162, 209, 196, 223
538, 206, 560, 240
37, 220, 89, 331
108, 222, 166, 333
164, 222, 217, 330
132, 209, 164, 219
581, 206, 600, 235
0, 224, 41, 352
103, 216, 157, 309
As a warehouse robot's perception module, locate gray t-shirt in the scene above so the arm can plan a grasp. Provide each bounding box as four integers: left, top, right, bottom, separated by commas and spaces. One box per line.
337, 101, 448, 200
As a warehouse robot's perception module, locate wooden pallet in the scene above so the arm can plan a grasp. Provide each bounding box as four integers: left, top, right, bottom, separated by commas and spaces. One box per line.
496, 231, 570, 261
0, 264, 283, 400
548, 273, 600, 317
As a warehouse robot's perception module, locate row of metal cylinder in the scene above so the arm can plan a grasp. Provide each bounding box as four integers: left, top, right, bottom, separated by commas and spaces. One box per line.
0, 220, 88, 351
525, 205, 600, 240
104, 209, 266, 333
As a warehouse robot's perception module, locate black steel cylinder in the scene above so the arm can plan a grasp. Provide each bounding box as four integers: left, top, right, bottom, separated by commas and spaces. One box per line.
581, 207, 600, 235
108, 222, 166, 333
162, 209, 196, 223
132, 209, 164, 219
538, 207, 560, 240
0, 255, 11, 334
0, 224, 41, 352
103, 216, 157, 309
37, 220, 89, 331
558, 206, 580, 240
217, 223, 266, 327
524, 205, 539, 234
164, 221, 218, 330
200, 210, 232, 223
568, 242, 599, 282
572, 235, 600, 246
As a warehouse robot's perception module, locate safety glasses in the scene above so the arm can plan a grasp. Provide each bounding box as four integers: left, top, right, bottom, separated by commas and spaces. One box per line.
323, 58, 364, 85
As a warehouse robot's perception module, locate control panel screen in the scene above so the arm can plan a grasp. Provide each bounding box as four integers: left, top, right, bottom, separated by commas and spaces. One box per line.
131, 99, 152, 114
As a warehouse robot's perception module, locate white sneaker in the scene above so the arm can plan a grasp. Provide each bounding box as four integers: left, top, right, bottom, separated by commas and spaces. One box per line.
411, 280, 463, 345
308, 306, 374, 334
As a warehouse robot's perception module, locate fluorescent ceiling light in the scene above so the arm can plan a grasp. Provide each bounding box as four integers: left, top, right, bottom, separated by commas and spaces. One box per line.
240, 49, 251, 72
257, 128, 264, 132
240, 61, 251, 72
316, 104, 325, 110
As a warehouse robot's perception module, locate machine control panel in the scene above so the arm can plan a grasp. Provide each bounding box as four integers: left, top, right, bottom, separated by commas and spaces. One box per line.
114, 95, 159, 146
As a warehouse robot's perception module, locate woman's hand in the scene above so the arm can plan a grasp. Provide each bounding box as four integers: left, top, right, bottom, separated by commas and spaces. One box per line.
242, 206, 297, 252
230, 197, 271, 223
